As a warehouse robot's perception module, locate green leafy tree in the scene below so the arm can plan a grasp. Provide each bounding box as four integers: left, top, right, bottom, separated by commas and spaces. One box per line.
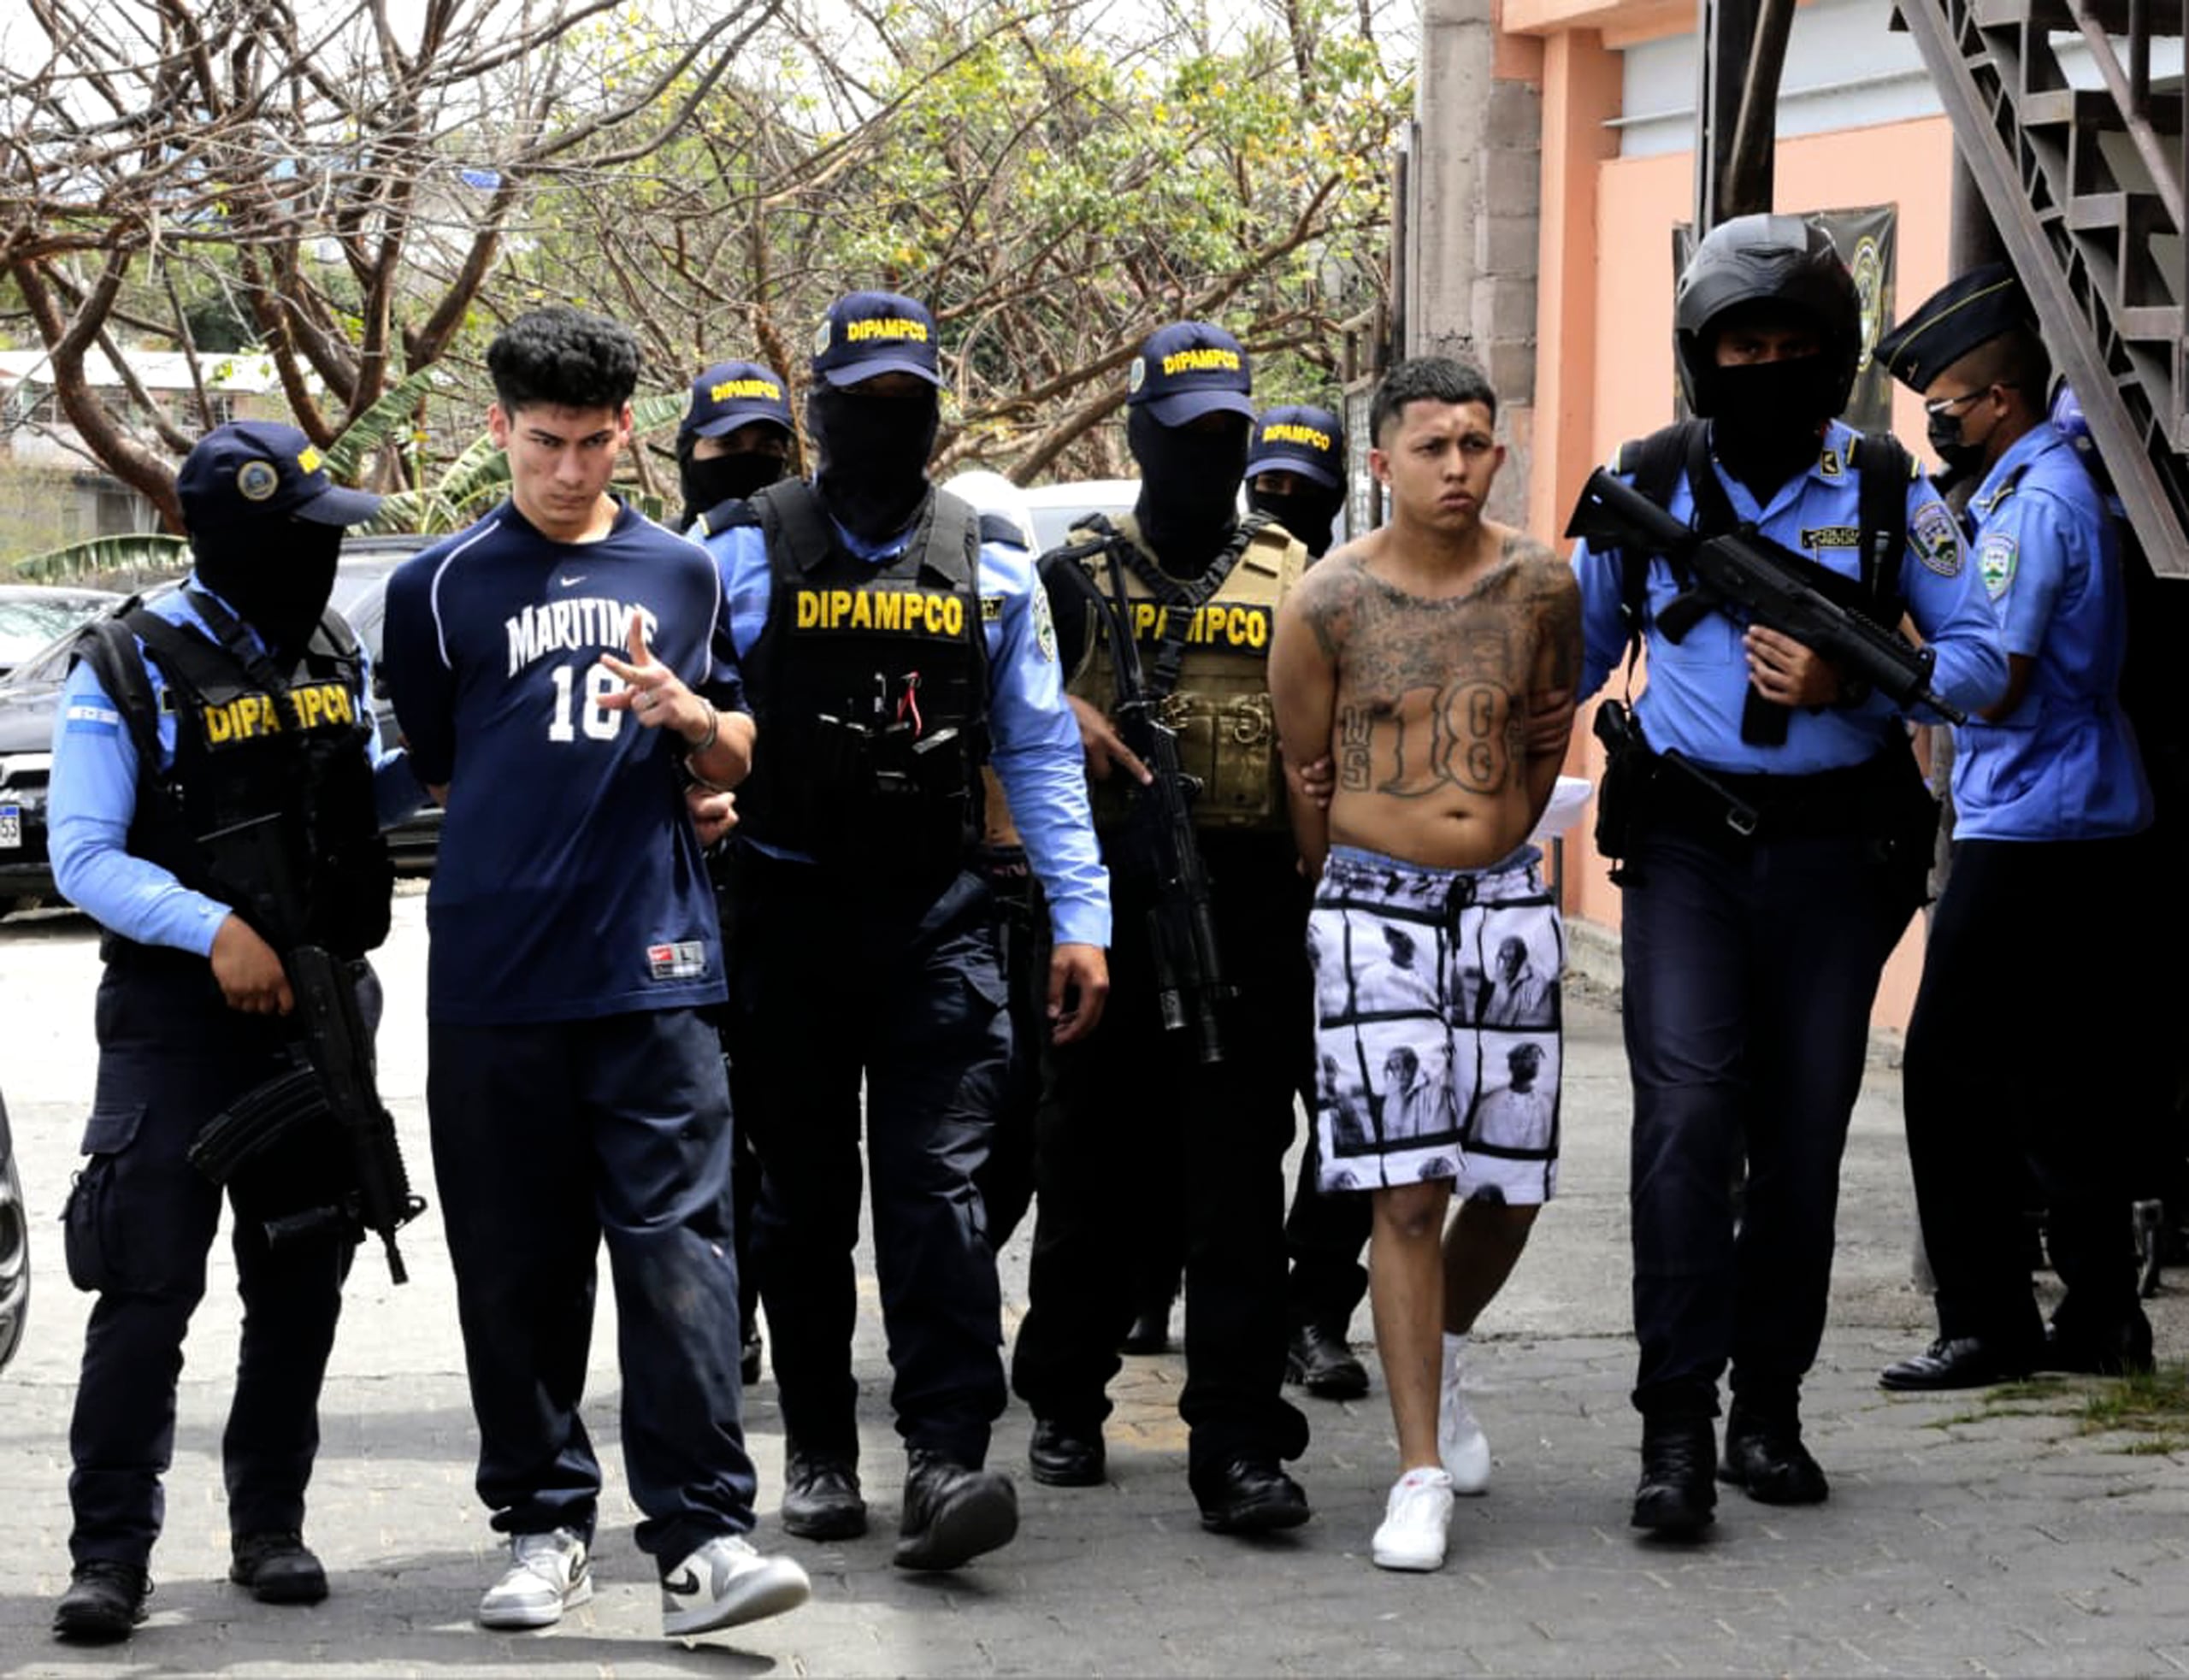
542, 0, 1410, 482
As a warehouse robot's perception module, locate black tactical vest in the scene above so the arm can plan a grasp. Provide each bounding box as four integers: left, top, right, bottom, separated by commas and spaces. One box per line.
735, 481, 989, 878
78, 592, 392, 959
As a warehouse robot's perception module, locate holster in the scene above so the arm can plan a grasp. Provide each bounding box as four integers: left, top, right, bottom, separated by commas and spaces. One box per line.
1591, 700, 1649, 880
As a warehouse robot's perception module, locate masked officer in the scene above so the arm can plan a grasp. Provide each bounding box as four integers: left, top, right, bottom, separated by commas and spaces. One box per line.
1569, 215, 2007, 1537
677, 358, 796, 535
1242, 398, 1378, 1399
676, 357, 798, 1388
1869, 268, 2157, 1389
1247, 402, 1348, 560
699, 291, 1111, 1572
44, 421, 410, 1642
1012, 320, 1316, 1534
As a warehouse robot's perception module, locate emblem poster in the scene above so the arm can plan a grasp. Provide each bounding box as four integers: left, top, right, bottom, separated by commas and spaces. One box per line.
1672, 206, 1898, 433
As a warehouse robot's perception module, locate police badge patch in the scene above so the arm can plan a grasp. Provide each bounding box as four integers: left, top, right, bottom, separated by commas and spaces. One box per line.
1127, 357, 1147, 396
1030, 582, 1059, 663
1979, 531, 2018, 598
1909, 499, 1964, 577
237, 460, 280, 502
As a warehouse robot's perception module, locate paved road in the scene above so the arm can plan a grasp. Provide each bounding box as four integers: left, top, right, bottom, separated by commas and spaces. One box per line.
1, 893, 2183, 1675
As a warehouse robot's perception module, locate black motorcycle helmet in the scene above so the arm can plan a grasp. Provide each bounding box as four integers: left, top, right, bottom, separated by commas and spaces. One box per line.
1673, 214, 1861, 420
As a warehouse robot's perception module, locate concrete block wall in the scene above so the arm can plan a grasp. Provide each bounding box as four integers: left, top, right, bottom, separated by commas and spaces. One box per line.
1405, 0, 1543, 530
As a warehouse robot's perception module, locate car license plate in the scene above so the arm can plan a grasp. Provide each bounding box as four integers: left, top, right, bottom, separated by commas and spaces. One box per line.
0, 805, 18, 850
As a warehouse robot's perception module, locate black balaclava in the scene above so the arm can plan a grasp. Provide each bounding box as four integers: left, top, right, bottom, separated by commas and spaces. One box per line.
1703, 355, 1839, 500
192, 517, 342, 667
809, 385, 940, 542
676, 428, 791, 530
1247, 478, 1343, 559
1129, 408, 1249, 573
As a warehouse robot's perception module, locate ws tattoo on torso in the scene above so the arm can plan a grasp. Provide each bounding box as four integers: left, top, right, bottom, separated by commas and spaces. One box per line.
1304, 538, 1575, 799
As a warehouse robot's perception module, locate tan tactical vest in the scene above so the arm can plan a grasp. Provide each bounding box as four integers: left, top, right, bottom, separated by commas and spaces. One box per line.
1063, 511, 1307, 833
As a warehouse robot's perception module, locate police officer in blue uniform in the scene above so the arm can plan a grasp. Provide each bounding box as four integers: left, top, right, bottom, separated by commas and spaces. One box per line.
1570, 215, 2007, 1537
676, 357, 798, 1388
1869, 268, 2157, 1389
699, 291, 1111, 1571
44, 421, 406, 1642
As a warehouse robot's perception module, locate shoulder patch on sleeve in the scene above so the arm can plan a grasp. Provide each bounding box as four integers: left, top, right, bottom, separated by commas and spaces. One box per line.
63, 701, 121, 735
1030, 581, 1059, 663
1978, 531, 2018, 598
1909, 499, 1965, 578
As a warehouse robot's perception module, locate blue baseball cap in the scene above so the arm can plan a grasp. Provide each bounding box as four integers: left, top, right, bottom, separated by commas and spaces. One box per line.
1246, 404, 1346, 487
681, 360, 794, 439
811, 292, 942, 388
176, 420, 381, 534
1126, 321, 1254, 426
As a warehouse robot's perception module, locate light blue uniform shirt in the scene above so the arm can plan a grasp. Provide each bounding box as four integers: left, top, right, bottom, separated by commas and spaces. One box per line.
1573, 419, 2009, 773
47, 580, 421, 956
1951, 423, 2152, 840
704, 498, 1112, 948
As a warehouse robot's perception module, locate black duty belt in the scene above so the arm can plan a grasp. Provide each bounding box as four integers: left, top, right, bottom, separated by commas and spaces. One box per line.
1642, 750, 1903, 845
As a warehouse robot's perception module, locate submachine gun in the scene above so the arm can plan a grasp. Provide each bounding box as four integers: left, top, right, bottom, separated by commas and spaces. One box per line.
188, 944, 427, 1283
1565, 469, 1967, 727
1092, 539, 1234, 1064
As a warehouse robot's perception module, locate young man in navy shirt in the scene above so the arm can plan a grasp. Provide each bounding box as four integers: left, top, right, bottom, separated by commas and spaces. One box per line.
380, 306, 808, 1640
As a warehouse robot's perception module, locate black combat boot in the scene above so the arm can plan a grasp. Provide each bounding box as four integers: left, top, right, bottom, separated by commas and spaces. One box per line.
1631, 1416, 1716, 1536
53, 1560, 150, 1642
1718, 1400, 1828, 1505
893, 1449, 1018, 1571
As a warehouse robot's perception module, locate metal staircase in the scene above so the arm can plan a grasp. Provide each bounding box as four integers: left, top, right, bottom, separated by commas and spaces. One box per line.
1894, 0, 2189, 575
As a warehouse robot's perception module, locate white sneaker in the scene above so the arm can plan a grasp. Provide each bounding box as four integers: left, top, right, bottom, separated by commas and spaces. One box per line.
1440, 1350, 1491, 1494
477, 1528, 592, 1630
1372, 1467, 1455, 1571
660, 1534, 811, 1638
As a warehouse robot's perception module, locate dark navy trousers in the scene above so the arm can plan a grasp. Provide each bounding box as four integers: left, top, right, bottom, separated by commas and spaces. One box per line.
65, 947, 356, 1570
428, 1006, 756, 1565
1903, 834, 2148, 1348
1620, 826, 1906, 1419
725, 855, 1010, 1469
1283, 1123, 1372, 1335
1012, 834, 1312, 1485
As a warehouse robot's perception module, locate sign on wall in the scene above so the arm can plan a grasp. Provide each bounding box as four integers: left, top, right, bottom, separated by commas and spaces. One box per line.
1672, 205, 1899, 432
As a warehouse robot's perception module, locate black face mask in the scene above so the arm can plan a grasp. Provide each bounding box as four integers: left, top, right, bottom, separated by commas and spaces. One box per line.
1703, 357, 1838, 498
676, 438, 788, 531
1926, 408, 1989, 483
1247, 482, 1343, 559
1130, 408, 1248, 571
192, 518, 343, 666
809, 386, 940, 542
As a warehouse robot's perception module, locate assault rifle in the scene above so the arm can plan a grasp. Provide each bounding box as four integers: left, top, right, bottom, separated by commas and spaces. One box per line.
1565, 469, 1967, 726
1095, 542, 1233, 1064
187, 945, 427, 1283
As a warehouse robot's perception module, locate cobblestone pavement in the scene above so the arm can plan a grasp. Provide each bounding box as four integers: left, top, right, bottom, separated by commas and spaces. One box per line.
1, 894, 2183, 1676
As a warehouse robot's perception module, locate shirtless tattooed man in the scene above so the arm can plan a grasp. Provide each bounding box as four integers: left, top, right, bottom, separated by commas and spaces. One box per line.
1268, 357, 1581, 1574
